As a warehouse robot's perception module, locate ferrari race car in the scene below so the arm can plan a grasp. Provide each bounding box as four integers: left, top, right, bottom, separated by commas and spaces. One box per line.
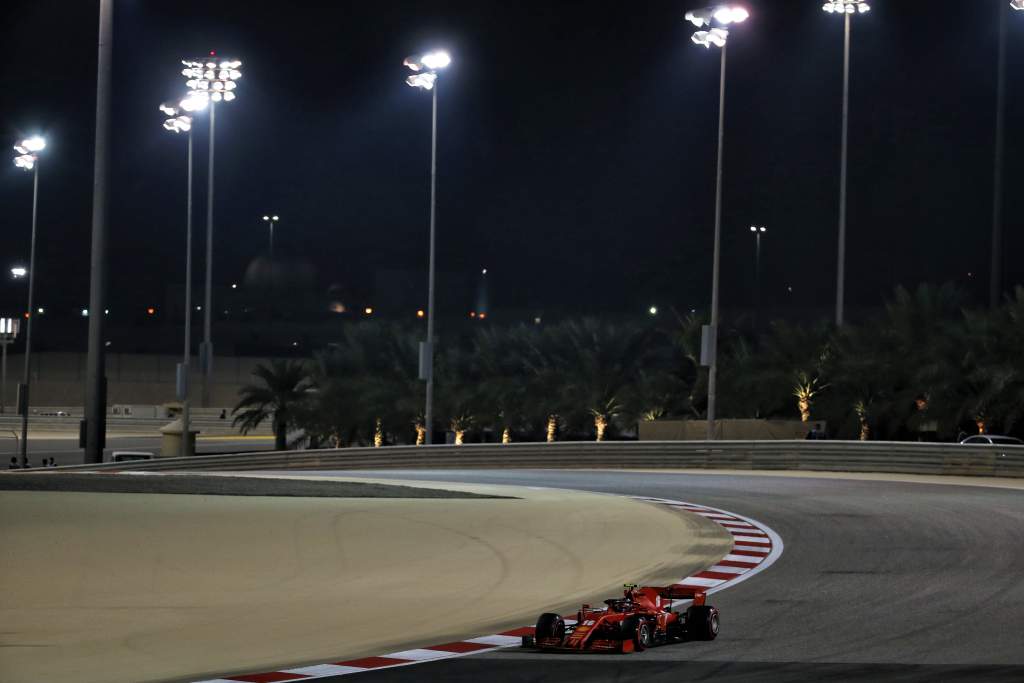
523, 583, 719, 653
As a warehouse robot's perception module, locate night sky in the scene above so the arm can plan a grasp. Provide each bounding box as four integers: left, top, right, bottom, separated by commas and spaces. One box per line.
0, 0, 1021, 323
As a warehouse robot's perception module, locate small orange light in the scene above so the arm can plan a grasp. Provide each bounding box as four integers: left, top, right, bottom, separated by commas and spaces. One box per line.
23, 312, 30, 319
364, 307, 373, 315
416, 309, 425, 318
478, 312, 487, 320
147, 307, 156, 315
469, 311, 476, 318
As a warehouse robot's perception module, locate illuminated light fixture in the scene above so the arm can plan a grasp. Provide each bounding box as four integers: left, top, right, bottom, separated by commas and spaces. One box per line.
406, 72, 437, 90
416, 309, 425, 318
686, 5, 747, 27
713, 6, 748, 23
469, 311, 476, 318
81, 309, 89, 317
364, 307, 373, 315
0, 317, 20, 336
692, 27, 729, 47
404, 50, 450, 90
750, 225, 766, 233
1012, 0, 1023, 9
160, 102, 193, 134
36, 307, 44, 314
147, 307, 156, 315
420, 51, 451, 70
18, 137, 46, 153
10, 267, 27, 278
179, 56, 242, 110
649, 306, 658, 316
13, 136, 46, 171
822, 1, 870, 13
478, 312, 487, 320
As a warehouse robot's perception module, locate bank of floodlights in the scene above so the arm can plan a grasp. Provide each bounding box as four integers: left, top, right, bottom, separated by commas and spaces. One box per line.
13, 136, 45, 171
160, 102, 192, 133
822, 1, 870, 14
179, 56, 242, 110
404, 50, 451, 90
686, 5, 748, 48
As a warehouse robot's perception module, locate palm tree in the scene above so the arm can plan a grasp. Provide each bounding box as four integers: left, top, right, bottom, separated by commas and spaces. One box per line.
233, 359, 313, 451
793, 371, 826, 423
296, 323, 423, 447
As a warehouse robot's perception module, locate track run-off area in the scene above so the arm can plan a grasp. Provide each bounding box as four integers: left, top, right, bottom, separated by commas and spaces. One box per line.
266, 469, 1024, 683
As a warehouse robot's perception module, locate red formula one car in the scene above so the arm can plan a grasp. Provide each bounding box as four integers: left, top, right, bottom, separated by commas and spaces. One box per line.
523, 583, 719, 653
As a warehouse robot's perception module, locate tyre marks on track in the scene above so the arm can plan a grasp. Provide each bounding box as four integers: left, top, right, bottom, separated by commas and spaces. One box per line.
194, 496, 783, 683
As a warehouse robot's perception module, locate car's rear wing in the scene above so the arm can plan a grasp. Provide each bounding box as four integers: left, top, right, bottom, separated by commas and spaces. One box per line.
659, 584, 707, 606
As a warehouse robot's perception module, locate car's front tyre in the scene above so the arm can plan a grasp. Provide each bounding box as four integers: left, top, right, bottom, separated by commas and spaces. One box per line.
535, 613, 565, 643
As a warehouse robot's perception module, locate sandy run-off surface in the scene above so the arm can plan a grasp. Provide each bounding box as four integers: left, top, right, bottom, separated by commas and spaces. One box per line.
0, 475, 731, 683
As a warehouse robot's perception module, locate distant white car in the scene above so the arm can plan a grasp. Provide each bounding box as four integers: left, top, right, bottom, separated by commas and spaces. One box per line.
110, 451, 154, 463
960, 435, 1023, 446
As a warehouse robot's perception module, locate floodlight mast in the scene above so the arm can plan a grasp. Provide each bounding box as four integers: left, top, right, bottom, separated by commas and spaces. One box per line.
405, 50, 450, 446
823, 1, 868, 326
12, 136, 45, 466
751, 226, 766, 326
160, 102, 196, 457
262, 214, 280, 262
685, 6, 747, 440
992, 1, 1016, 307
180, 54, 242, 407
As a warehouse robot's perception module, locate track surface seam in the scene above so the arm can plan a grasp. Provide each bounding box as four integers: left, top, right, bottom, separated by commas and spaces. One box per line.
194, 496, 784, 683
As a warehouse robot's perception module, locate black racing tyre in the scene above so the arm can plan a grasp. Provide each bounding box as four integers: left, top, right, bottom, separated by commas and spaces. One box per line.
620, 616, 652, 651
636, 619, 654, 649
535, 613, 565, 642
685, 605, 720, 641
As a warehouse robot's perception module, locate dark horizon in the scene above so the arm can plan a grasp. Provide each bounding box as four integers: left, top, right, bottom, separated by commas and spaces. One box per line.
0, 0, 1021, 327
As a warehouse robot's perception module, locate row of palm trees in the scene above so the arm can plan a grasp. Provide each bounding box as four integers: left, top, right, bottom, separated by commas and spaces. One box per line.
232, 284, 1024, 448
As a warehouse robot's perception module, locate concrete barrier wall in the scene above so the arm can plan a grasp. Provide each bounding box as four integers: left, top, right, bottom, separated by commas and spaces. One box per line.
53, 440, 1024, 478
1, 352, 279, 408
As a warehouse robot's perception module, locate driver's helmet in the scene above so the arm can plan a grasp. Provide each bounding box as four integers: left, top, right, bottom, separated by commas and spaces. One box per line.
604, 598, 632, 613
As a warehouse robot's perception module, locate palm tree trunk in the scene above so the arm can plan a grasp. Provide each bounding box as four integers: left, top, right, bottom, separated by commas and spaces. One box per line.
274, 416, 287, 451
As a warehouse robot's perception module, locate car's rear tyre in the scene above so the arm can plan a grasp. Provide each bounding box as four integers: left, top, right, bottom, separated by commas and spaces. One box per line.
685, 605, 720, 641
535, 613, 565, 642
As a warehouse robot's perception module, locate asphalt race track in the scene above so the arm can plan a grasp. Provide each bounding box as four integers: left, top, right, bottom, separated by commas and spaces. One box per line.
291, 469, 1024, 683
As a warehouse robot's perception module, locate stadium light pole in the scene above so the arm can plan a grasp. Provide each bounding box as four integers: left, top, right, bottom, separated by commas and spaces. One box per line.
686, 5, 749, 440
161, 103, 196, 457
180, 54, 242, 407
405, 49, 451, 446
262, 214, 280, 263
750, 225, 766, 322
12, 136, 46, 467
0, 317, 19, 416
84, 0, 113, 464
822, 1, 870, 325
990, 1, 1018, 307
